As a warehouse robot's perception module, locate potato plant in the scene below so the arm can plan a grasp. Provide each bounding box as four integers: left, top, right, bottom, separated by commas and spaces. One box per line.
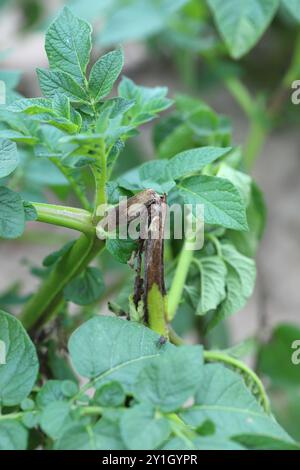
0, 8, 299, 451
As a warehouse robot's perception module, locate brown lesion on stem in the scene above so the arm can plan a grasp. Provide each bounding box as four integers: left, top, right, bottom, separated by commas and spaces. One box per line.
133, 238, 145, 310
103, 189, 169, 336
143, 194, 168, 334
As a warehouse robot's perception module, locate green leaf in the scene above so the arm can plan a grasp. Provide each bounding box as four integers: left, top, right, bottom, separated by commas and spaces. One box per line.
40, 401, 72, 439
89, 48, 124, 101
155, 96, 232, 158
106, 181, 132, 205
20, 398, 35, 411
0, 130, 38, 145
182, 364, 292, 440
195, 257, 227, 314
120, 403, 171, 450
23, 202, 38, 222
227, 182, 266, 257
0, 139, 19, 178
133, 346, 203, 412
36, 380, 66, 408
100, 0, 188, 45
21, 412, 38, 430
163, 435, 244, 450
217, 164, 252, 205
0, 310, 39, 406
0, 421, 28, 450
208, 243, 257, 329
94, 381, 126, 407
68, 316, 173, 391
221, 242, 256, 297
207, 0, 279, 58
281, 0, 300, 22
63, 267, 105, 306
52, 94, 71, 118
37, 69, 89, 103
118, 77, 172, 126
43, 240, 76, 267
55, 425, 95, 450
257, 323, 300, 387
8, 98, 53, 114
209, 266, 246, 330
55, 416, 125, 450
61, 380, 79, 398
118, 160, 175, 194
9, 96, 82, 133
0, 187, 25, 239
45, 7, 92, 84
167, 147, 231, 180
94, 412, 125, 450
232, 433, 300, 450
106, 237, 138, 264
178, 175, 248, 230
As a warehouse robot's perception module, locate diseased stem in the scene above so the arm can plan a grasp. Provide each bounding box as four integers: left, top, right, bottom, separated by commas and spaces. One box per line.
143, 194, 169, 337
32, 203, 94, 235
168, 238, 194, 321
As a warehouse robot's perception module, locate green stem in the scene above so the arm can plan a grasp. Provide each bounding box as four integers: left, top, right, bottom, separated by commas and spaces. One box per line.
32, 203, 94, 235
225, 76, 268, 171
166, 412, 197, 443
204, 350, 270, 413
207, 233, 222, 257
20, 234, 105, 331
147, 284, 169, 337
0, 413, 23, 421
168, 238, 194, 321
168, 325, 185, 345
51, 158, 91, 211
225, 76, 255, 118
20, 135, 110, 331
244, 119, 268, 171
226, 31, 300, 171
283, 29, 300, 87
92, 141, 107, 215
79, 406, 103, 416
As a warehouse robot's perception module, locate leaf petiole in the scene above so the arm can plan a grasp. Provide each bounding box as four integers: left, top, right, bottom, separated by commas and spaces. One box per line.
32, 202, 95, 235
